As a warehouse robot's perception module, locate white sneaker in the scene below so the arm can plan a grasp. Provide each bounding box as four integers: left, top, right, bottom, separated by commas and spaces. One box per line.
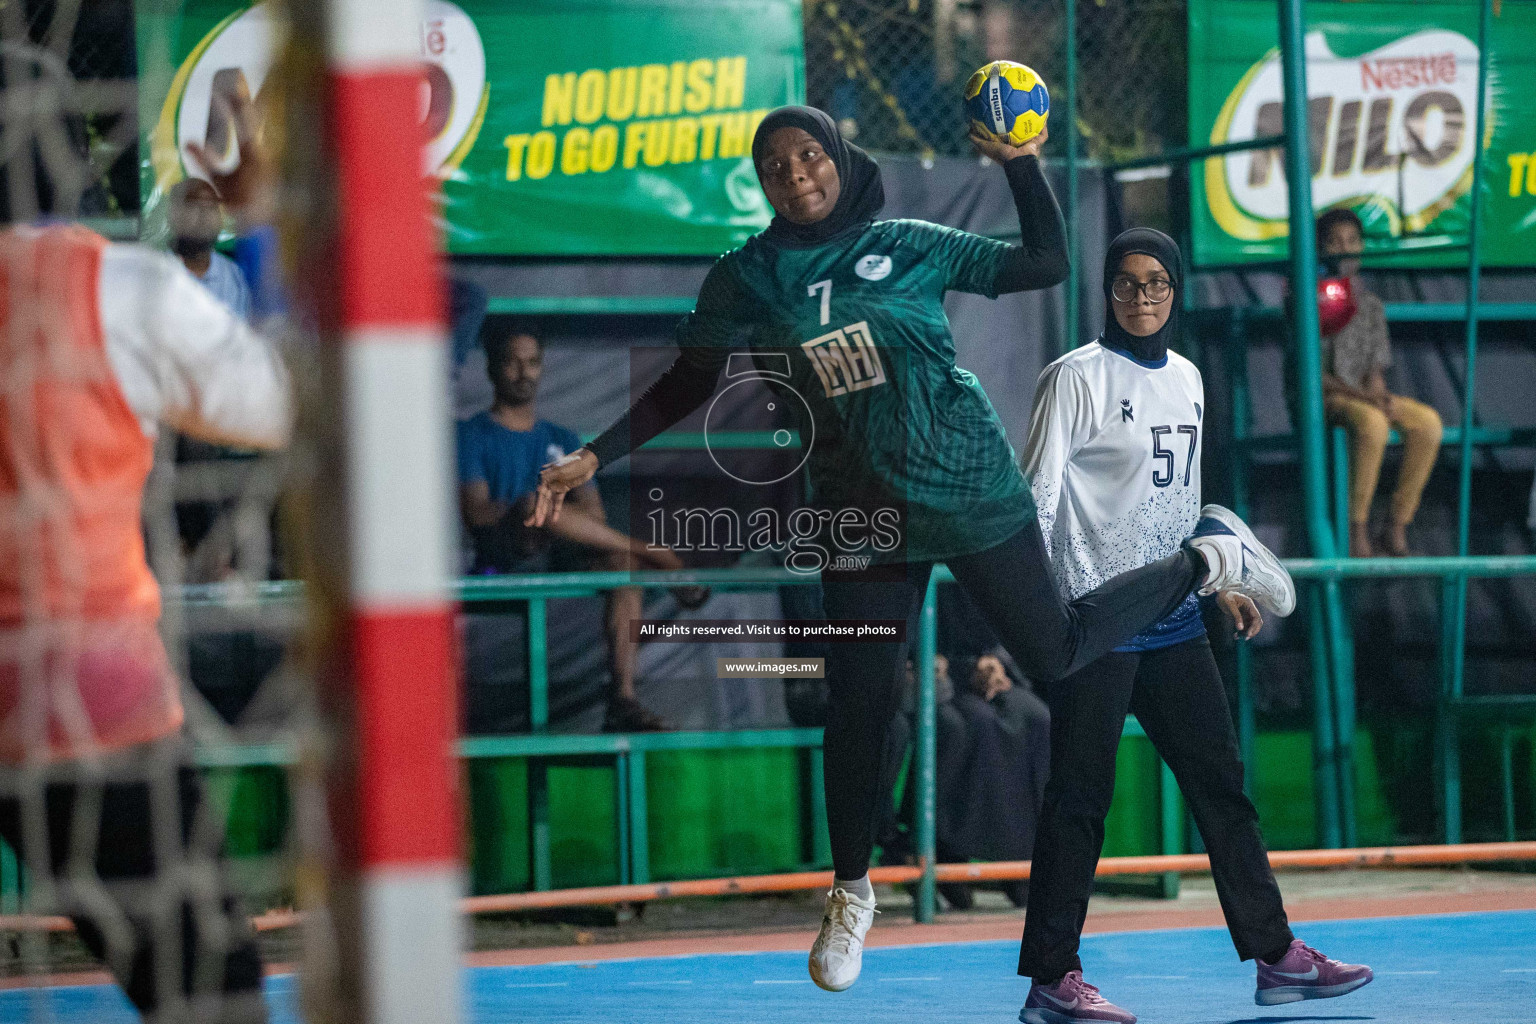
1187, 504, 1296, 617
808, 887, 877, 992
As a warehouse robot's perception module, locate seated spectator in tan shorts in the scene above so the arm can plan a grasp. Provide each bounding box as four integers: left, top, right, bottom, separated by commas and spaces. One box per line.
1316, 209, 1443, 557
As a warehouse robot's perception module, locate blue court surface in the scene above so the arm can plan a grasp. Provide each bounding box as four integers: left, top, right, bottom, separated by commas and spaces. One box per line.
3, 910, 1533, 1023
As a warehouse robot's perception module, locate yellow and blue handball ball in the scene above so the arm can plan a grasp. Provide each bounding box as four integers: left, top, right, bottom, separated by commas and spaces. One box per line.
964, 61, 1049, 146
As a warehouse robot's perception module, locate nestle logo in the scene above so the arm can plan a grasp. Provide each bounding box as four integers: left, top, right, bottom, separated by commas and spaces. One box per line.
1361, 53, 1456, 92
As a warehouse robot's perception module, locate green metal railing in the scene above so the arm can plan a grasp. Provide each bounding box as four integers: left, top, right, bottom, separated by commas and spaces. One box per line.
460, 567, 1184, 920
71, 0, 1517, 930
166, 538, 1536, 919
1274, 0, 1362, 850
1203, 0, 1528, 849
150, 568, 1190, 923
1441, 0, 1498, 848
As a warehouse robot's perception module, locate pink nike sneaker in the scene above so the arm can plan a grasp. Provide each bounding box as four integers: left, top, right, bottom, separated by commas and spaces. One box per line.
1255, 939, 1373, 1005
1020, 970, 1136, 1024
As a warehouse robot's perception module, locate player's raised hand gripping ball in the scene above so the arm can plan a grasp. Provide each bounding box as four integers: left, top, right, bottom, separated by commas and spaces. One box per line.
964, 61, 1049, 146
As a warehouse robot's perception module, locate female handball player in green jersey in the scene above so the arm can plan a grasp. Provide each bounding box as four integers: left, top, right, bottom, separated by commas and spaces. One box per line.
527, 105, 1295, 993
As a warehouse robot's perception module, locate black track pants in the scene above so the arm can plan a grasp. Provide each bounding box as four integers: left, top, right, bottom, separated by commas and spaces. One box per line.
819, 518, 1201, 881
1017, 636, 1293, 982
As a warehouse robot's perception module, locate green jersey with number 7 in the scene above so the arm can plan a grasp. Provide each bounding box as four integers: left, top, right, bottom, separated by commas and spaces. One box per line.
674, 217, 1035, 562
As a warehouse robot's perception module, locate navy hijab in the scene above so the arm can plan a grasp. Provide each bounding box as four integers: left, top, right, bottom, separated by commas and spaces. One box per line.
1102, 227, 1182, 364
751, 106, 885, 246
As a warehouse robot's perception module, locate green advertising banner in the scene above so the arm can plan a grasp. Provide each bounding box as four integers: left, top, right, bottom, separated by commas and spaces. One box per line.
1188, 0, 1536, 267
137, 0, 804, 256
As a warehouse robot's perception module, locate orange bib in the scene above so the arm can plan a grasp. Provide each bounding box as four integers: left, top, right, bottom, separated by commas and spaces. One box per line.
0, 226, 181, 761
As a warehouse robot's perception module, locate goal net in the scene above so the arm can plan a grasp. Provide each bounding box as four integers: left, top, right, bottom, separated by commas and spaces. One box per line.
0, 1, 461, 1022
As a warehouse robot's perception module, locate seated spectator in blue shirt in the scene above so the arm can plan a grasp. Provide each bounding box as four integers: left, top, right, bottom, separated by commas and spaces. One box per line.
458, 328, 704, 732
168, 178, 251, 320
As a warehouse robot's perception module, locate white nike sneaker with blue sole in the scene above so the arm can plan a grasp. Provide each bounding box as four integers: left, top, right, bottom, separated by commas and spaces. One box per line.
1187, 504, 1296, 617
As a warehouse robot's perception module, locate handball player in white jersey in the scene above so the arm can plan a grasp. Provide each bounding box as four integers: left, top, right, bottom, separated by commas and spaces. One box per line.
1013, 229, 1371, 1024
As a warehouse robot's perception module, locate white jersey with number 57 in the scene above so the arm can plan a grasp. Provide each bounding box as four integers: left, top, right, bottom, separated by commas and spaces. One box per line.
1022, 340, 1205, 652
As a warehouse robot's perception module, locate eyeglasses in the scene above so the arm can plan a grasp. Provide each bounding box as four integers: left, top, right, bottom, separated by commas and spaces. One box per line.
1111, 277, 1173, 304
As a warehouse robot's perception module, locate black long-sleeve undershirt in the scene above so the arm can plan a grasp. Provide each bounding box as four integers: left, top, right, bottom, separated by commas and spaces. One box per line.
586, 154, 1066, 469
586, 355, 723, 468
994, 153, 1070, 293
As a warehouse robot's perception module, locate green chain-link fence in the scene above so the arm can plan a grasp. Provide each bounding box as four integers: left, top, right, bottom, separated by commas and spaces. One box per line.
7, 0, 139, 217
803, 0, 1187, 162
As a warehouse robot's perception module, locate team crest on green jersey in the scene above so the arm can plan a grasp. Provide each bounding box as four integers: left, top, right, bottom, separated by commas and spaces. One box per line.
854, 254, 892, 280
802, 321, 887, 397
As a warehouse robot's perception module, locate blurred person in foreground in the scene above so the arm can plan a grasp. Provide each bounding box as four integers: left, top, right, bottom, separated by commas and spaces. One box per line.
0, 93, 286, 1023
167, 176, 252, 320
457, 327, 706, 733
1315, 208, 1442, 557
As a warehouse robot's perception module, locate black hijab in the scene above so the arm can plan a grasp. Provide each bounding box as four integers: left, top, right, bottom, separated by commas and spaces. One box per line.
752, 106, 885, 247
1102, 227, 1182, 364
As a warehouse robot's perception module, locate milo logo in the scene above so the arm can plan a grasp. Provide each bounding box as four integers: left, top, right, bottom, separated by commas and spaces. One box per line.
150, 0, 487, 193
1205, 29, 1481, 240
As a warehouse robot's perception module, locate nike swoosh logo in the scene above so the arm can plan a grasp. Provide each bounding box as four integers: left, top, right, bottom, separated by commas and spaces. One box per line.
1039, 991, 1079, 1010
1272, 966, 1319, 980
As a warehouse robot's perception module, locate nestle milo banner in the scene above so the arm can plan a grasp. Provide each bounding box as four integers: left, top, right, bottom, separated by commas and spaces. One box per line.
1189, 1, 1536, 267
136, 0, 804, 256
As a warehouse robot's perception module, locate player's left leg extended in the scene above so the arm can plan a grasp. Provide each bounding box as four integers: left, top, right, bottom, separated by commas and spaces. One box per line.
945, 520, 1199, 685
1128, 638, 1372, 1004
